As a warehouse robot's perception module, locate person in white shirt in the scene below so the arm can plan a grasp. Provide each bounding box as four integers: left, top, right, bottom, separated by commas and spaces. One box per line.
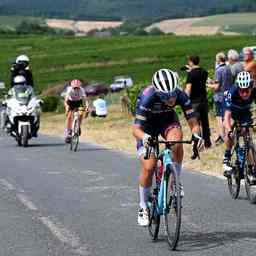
64, 79, 88, 143
91, 96, 108, 118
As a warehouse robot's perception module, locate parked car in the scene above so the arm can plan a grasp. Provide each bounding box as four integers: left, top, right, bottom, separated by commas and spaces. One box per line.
84, 84, 109, 97
239, 46, 256, 61
110, 76, 133, 92
60, 83, 109, 98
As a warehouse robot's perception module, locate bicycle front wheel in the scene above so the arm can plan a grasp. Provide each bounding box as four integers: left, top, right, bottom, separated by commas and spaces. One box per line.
164, 165, 181, 250
70, 119, 79, 152
148, 188, 160, 241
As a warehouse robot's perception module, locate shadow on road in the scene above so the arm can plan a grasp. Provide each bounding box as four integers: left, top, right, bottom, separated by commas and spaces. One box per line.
179, 230, 256, 252
78, 147, 110, 152
29, 143, 65, 148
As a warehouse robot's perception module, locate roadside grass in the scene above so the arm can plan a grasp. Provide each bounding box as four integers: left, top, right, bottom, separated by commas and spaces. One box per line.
1, 35, 256, 92
40, 104, 228, 176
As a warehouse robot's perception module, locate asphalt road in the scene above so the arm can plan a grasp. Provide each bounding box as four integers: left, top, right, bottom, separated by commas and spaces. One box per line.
0, 131, 256, 256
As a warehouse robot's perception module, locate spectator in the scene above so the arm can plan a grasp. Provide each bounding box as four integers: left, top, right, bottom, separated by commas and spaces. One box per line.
227, 49, 243, 83
91, 95, 108, 118
207, 52, 233, 145
184, 55, 211, 148
243, 47, 256, 86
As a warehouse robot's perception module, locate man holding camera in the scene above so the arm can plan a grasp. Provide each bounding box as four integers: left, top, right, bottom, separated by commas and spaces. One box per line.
184, 55, 211, 148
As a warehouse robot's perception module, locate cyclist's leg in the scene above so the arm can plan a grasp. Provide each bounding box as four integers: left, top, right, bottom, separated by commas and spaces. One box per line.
162, 111, 183, 176
165, 126, 183, 176
137, 139, 157, 226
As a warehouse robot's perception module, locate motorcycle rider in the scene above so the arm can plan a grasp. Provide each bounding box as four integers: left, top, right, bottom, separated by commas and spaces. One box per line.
7, 75, 40, 137
10, 55, 34, 87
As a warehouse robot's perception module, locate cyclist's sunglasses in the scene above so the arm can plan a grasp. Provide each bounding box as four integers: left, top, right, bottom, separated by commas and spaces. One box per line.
156, 91, 177, 101
239, 88, 252, 95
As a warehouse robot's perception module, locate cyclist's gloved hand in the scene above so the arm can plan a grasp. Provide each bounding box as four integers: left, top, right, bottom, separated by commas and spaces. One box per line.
192, 133, 204, 151
142, 133, 152, 148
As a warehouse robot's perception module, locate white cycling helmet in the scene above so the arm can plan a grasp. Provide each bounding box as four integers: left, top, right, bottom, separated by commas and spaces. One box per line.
236, 71, 252, 89
13, 75, 26, 85
152, 69, 179, 93
16, 55, 29, 64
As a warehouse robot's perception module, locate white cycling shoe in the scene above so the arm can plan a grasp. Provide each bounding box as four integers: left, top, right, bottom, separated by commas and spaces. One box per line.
137, 208, 149, 226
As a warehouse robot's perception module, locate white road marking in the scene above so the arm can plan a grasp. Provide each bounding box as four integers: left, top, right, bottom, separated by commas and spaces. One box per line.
39, 217, 80, 247
0, 177, 90, 255
16, 193, 38, 211
0, 178, 16, 190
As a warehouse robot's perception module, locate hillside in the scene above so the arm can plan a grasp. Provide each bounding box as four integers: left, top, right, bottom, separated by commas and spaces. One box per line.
0, 0, 256, 20
0, 35, 255, 93
146, 13, 256, 35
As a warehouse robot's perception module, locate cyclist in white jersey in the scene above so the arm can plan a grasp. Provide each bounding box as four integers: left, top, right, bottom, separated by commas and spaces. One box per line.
64, 79, 88, 143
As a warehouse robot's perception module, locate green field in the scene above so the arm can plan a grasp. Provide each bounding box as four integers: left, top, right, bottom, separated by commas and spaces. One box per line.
0, 35, 255, 93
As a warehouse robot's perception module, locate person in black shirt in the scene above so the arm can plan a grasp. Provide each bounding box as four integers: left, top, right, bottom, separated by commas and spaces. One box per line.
184, 55, 211, 148
10, 55, 34, 87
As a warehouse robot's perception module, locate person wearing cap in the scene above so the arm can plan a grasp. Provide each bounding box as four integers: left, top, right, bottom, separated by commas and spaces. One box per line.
10, 55, 34, 87
132, 68, 202, 227
64, 79, 88, 143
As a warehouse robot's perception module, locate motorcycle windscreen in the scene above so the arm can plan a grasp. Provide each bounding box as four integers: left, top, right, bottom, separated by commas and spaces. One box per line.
13, 85, 32, 105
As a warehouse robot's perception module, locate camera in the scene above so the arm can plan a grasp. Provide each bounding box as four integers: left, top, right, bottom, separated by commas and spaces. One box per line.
180, 65, 189, 71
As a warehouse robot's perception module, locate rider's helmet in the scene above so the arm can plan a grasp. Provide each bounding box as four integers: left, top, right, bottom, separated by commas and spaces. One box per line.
16, 55, 30, 67
13, 75, 27, 86
152, 69, 179, 101
236, 71, 253, 89
70, 79, 82, 88
152, 69, 179, 93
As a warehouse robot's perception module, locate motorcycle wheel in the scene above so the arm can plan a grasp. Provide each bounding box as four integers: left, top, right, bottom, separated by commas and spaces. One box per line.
21, 126, 29, 147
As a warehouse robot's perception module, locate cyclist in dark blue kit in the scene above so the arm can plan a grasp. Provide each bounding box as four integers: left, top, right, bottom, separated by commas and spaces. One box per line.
132, 69, 203, 226
223, 71, 256, 179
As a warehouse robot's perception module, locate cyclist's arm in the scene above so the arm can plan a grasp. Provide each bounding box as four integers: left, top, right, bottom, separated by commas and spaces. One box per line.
223, 110, 232, 132
132, 124, 146, 140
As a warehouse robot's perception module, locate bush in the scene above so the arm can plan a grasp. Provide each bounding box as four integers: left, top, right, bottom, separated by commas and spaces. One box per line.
56, 99, 65, 113
126, 83, 146, 115
41, 96, 60, 112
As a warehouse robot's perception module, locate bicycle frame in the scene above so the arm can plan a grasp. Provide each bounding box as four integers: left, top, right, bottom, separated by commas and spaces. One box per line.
157, 147, 173, 215
148, 139, 194, 215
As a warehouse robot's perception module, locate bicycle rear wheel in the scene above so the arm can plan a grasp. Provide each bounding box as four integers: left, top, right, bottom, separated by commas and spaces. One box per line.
245, 145, 256, 204
227, 149, 241, 199
164, 165, 181, 250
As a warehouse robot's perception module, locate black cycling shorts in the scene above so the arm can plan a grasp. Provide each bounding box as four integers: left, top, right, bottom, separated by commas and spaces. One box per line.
67, 100, 83, 110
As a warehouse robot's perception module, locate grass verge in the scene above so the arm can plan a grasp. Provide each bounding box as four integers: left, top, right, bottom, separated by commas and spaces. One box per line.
40, 104, 229, 177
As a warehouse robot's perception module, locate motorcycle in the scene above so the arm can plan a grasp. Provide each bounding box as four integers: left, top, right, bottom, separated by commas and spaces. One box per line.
6, 85, 42, 147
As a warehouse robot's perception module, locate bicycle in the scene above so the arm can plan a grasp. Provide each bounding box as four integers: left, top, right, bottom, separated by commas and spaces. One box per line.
145, 137, 199, 250
69, 107, 85, 152
226, 121, 256, 203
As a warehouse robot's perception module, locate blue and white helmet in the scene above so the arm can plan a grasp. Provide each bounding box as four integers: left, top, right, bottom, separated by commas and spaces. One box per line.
236, 71, 252, 89
152, 69, 179, 93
